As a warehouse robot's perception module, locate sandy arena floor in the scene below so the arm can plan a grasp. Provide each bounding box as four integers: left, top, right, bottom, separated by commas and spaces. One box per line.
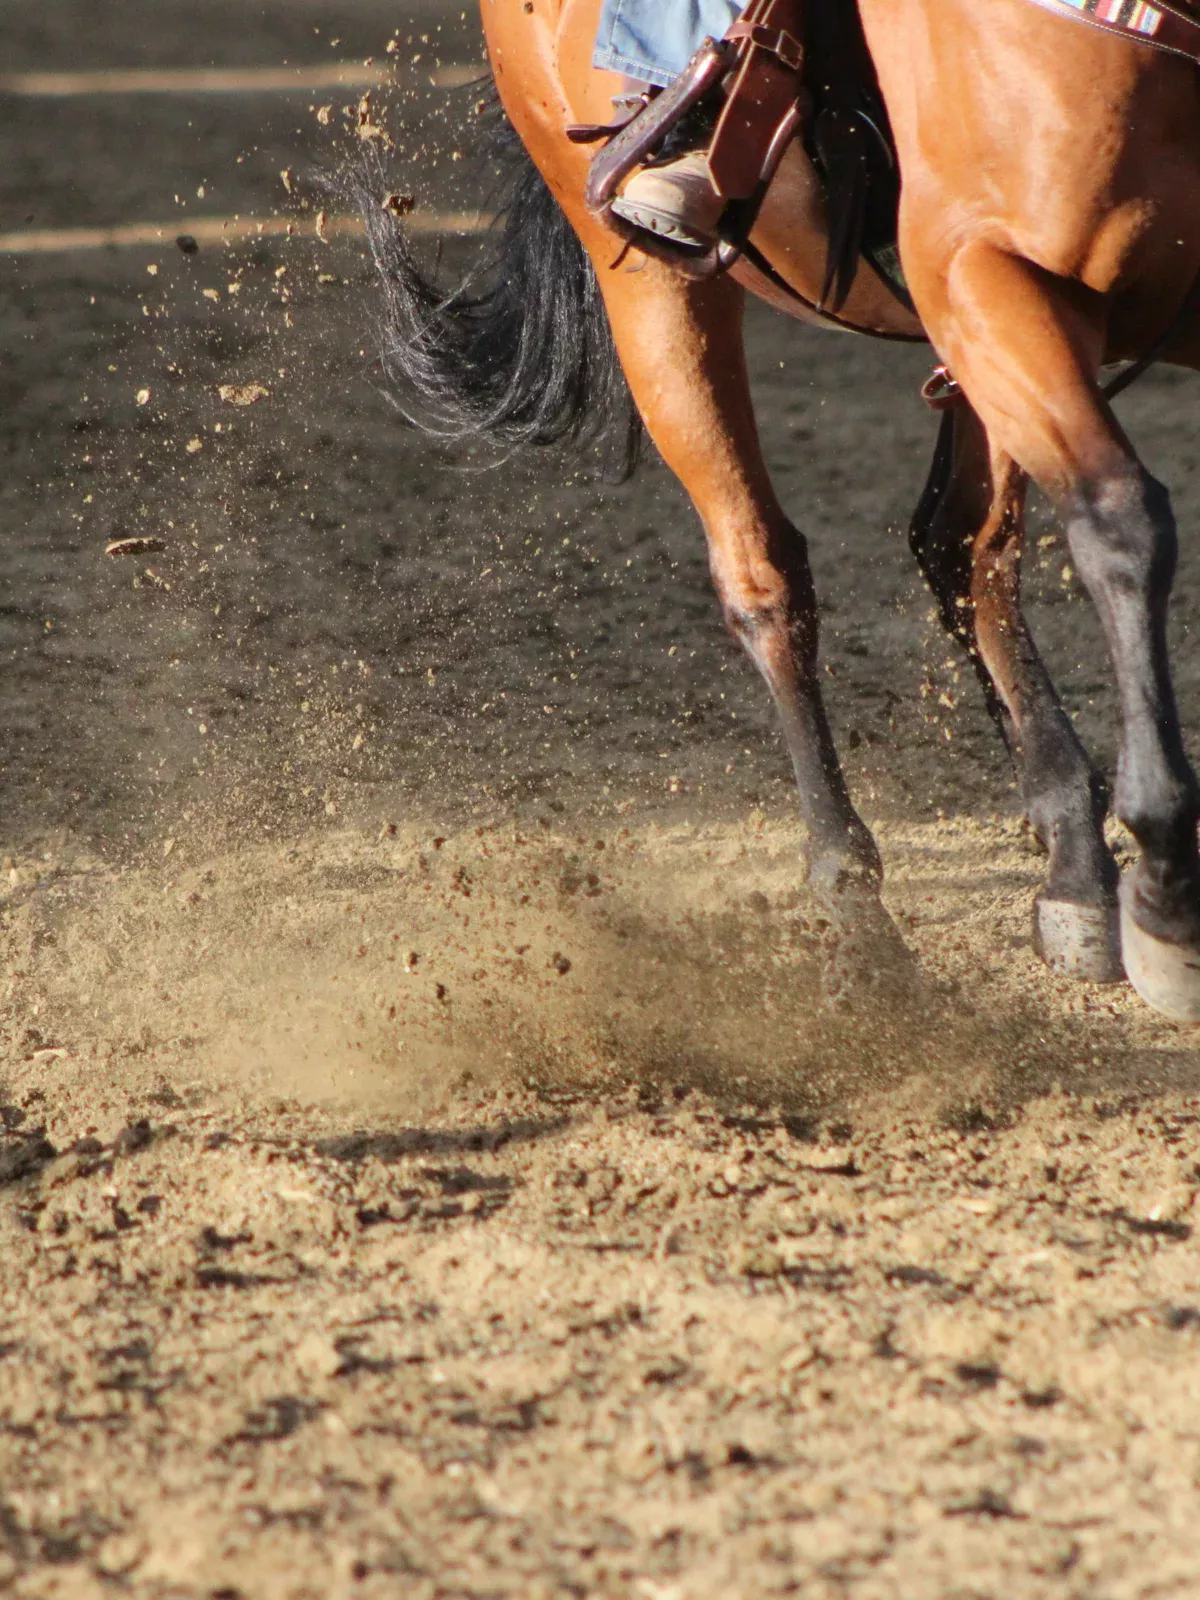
5, 4, 1200, 1597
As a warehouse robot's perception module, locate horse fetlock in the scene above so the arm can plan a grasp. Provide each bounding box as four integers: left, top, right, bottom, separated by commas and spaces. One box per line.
1042, 846, 1120, 912
803, 849, 885, 912
1121, 849, 1200, 949
1030, 799, 1119, 906
1113, 775, 1200, 868
1022, 755, 1121, 976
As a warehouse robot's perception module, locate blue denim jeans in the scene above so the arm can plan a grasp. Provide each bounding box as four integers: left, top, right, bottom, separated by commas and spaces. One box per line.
593, 0, 745, 88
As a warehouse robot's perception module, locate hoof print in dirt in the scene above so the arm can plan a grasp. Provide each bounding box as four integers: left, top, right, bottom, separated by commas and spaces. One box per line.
0, 1131, 57, 1187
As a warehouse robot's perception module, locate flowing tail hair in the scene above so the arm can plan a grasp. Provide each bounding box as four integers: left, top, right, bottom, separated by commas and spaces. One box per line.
354, 92, 642, 477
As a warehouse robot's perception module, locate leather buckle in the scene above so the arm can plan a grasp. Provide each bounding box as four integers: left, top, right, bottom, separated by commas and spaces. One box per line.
921, 365, 964, 411
727, 21, 804, 71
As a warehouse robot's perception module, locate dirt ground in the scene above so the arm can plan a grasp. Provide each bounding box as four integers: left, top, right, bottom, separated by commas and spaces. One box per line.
6, 4, 1200, 1597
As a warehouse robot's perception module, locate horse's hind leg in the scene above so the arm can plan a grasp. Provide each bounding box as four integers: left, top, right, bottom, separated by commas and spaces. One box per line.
910, 400, 1120, 980
923, 240, 1200, 1018
594, 255, 913, 991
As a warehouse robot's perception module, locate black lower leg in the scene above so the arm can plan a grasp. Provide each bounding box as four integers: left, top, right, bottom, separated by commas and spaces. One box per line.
1004, 652, 1117, 906
911, 407, 1117, 909
718, 520, 881, 905
1066, 469, 1200, 943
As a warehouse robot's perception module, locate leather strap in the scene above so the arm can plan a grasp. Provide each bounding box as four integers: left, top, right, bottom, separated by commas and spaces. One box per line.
707, 0, 806, 200
1026, 0, 1200, 63
725, 20, 805, 71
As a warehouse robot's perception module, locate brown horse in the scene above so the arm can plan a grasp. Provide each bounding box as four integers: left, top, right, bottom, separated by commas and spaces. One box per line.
363, 0, 1200, 1020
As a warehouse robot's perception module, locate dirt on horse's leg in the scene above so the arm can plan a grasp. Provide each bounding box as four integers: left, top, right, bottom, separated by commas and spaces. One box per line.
910, 401, 1120, 980
596, 257, 913, 990
928, 240, 1200, 1016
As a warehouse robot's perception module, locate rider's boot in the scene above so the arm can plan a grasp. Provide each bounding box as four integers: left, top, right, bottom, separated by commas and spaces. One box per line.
613, 147, 725, 250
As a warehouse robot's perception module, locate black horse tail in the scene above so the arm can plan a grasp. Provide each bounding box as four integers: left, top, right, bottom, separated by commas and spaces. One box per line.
355, 97, 642, 476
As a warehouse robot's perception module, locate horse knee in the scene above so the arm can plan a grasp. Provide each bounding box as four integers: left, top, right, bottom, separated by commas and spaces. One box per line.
1066, 469, 1177, 604
719, 588, 819, 677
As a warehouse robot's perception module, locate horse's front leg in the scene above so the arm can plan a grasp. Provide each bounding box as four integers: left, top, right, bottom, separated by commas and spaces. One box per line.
1066, 466, 1200, 1016
594, 255, 913, 990
923, 239, 1200, 1018
910, 400, 1121, 980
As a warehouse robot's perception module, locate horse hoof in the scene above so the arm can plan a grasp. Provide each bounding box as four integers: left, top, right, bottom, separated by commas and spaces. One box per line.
1120, 896, 1200, 1022
1032, 896, 1123, 983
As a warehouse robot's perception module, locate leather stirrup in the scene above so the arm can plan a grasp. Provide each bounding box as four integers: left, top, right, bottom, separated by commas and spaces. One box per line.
572, 0, 807, 278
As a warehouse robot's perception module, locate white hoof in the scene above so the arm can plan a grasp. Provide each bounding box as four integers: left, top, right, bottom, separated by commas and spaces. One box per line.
1120, 893, 1200, 1022
1033, 896, 1123, 983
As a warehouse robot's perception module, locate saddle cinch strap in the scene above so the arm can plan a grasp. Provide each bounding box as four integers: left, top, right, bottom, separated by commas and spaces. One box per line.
569, 0, 808, 278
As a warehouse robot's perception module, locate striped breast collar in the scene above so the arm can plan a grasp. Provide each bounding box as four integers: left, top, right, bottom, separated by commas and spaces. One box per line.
1026, 0, 1200, 61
